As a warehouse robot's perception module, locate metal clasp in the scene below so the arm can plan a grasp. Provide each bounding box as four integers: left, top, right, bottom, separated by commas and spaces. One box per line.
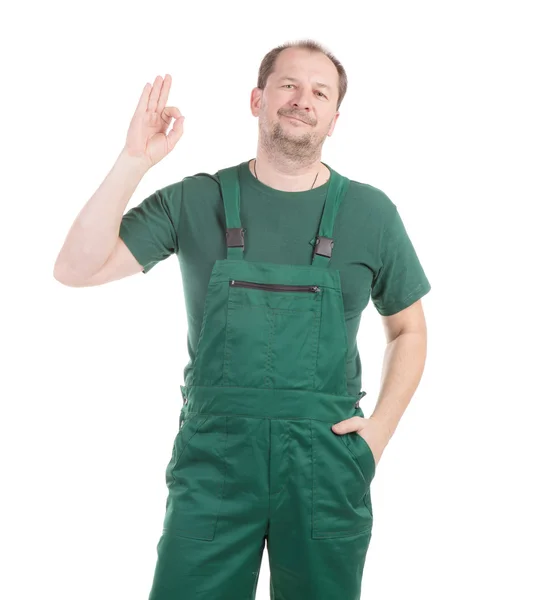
180, 384, 188, 406
355, 390, 367, 408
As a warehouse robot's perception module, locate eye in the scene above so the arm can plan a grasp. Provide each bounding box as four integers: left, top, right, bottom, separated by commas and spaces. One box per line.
283, 84, 327, 99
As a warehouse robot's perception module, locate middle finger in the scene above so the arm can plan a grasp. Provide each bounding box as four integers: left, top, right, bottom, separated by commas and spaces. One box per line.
156, 74, 172, 115
147, 75, 163, 113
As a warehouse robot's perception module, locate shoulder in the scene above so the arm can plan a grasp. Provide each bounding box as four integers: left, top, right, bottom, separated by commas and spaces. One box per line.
155, 169, 224, 216
160, 170, 220, 199
336, 175, 398, 232
345, 179, 396, 214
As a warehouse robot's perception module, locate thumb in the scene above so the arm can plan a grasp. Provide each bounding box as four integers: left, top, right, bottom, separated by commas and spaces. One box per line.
331, 417, 359, 434
167, 114, 185, 150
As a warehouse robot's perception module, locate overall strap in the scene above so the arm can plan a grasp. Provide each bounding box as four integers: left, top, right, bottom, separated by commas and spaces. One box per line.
311, 169, 351, 268
217, 166, 245, 260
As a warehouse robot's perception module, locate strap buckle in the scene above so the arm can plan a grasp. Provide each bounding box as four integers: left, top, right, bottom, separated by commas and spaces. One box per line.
313, 236, 334, 258
226, 228, 245, 250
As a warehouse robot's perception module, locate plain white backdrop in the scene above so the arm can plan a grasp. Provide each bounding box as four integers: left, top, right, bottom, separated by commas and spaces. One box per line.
2, 0, 545, 598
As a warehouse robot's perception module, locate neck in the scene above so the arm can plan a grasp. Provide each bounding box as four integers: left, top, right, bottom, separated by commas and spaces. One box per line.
250, 149, 327, 192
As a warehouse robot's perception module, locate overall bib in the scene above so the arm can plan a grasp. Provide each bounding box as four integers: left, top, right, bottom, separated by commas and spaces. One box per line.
148, 165, 377, 600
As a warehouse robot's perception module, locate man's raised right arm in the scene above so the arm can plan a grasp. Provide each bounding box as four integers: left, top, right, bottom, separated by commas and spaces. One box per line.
53, 74, 184, 287
53, 149, 151, 286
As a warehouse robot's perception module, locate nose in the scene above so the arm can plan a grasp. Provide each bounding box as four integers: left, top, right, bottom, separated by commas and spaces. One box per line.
291, 86, 315, 111
291, 97, 312, 112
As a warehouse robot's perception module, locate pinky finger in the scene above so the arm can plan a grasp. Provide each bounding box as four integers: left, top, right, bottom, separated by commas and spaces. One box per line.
135, 82, 151, 117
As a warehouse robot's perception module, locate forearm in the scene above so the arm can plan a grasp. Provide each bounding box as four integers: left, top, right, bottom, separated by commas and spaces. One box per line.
370, 330, 428, 440
53, 147, 149, 281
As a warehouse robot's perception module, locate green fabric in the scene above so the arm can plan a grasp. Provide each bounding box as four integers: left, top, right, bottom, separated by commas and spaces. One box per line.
119, 158, 431, 397
148, 165, 375, 599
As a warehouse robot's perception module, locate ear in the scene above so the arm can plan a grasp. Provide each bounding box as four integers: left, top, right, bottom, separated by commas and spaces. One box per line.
250, 87, 262, 117
327, 112, 340, 137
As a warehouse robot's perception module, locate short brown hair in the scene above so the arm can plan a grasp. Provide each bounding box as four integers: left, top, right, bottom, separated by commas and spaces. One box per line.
257, 39, 348, 111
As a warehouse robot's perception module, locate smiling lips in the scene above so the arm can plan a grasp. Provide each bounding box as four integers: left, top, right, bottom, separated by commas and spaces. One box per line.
283, 114, 311, 125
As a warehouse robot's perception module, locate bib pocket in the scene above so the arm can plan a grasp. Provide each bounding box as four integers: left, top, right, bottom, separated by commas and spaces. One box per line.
163, 414, 228, 541
311, 420, 373, 539
223, 280, 322, 390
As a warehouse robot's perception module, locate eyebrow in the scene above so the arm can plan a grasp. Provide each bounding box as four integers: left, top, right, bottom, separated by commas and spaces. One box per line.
280, 76, 332, 91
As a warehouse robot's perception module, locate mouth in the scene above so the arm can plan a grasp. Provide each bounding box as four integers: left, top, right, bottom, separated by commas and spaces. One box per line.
282, 114, 310, 125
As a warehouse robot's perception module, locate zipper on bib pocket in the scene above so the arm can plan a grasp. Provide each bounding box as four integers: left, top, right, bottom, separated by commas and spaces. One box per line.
230, 280, 321, 293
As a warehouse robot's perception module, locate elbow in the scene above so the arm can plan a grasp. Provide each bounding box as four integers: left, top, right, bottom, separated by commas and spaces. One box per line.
53, 262, 79, 287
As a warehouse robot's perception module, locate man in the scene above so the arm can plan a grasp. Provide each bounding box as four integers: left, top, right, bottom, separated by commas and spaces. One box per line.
54, 39, 431, 600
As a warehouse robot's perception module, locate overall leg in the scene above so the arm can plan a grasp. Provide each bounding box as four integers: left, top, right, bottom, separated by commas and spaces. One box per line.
267, 417, 374, 600
148, 414, 270, 600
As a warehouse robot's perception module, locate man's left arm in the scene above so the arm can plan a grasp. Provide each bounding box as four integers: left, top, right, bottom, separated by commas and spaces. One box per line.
331, 298, 428, 465
370, 298, 428, 450
330, 199, 431, 464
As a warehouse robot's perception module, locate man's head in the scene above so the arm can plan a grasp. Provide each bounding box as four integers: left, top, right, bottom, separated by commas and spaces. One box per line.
250, 40, 347, 163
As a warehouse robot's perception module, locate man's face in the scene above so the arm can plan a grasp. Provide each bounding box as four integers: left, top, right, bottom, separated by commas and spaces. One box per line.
251, 47, 341, 161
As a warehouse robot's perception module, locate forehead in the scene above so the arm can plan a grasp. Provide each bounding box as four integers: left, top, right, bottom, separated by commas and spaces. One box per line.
272, 48, 338, 90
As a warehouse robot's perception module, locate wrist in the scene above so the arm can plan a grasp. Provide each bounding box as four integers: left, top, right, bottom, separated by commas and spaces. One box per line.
118, 147, 151, 175
369, 414, 396, 442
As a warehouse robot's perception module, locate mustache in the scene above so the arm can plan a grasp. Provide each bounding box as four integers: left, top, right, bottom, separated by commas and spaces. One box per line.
279, 111, 313, 125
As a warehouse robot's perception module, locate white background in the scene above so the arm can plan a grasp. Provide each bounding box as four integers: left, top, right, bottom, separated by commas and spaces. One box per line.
2, 0, 545, 598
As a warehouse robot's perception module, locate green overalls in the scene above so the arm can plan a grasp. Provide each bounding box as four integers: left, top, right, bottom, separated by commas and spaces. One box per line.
148, 165, 377, 600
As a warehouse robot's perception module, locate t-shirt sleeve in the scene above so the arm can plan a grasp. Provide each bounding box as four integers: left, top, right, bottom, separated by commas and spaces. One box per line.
118, 187, 180, 274
371, 205, 431, 316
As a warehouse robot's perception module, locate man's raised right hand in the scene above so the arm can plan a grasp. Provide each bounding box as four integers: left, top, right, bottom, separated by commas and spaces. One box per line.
124, 74, 185, 170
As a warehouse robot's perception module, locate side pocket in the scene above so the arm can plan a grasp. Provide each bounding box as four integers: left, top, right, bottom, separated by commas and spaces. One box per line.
343, 431, 376, 487
311, 420, 373, 539
163, 414, 228, 541
165, 414, 205, 488
343, 431, 376, 517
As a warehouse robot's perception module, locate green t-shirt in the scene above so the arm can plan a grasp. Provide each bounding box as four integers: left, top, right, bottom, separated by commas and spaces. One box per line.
119, 158, 431, 396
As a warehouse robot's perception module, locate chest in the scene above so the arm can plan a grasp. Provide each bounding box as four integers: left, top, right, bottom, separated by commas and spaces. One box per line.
180, 195, 378, 317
